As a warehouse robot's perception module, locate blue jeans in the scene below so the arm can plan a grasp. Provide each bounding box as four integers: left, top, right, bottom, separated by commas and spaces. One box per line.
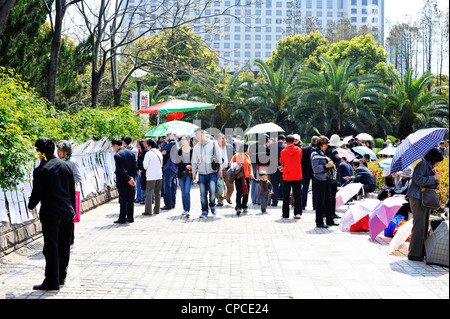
163, 169, 177, 208
136, 174, 145, 201
178, 172, 193, 212
198, 172, 218, 214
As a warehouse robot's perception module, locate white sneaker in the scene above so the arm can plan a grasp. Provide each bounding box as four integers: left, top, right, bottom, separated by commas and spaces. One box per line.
294, 214, 301, 219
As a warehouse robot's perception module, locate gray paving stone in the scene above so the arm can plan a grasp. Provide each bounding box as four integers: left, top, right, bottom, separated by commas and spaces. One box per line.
0, 183, 448, 299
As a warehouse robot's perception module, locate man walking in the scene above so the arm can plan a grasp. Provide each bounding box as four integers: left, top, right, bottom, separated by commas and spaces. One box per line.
112, 138, 137, 224
192, 128, 223, 218
279, 135, 303, 219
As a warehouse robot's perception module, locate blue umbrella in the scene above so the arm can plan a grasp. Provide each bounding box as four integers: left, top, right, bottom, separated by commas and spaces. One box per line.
352, 146, 377, 160
390, 127, 448, 174
378, 158, 392, 169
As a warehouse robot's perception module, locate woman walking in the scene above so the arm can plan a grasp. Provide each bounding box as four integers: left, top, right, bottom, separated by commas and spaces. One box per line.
176, 135, 193, 218
230, 142, 254, 216
406, 148, 443, 261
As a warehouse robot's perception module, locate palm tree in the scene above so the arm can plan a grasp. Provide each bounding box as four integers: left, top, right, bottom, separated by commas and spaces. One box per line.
250, 58, 303, 132
295, 55, 387, 137
171, 69, 256, 130
385, 68, 449, 139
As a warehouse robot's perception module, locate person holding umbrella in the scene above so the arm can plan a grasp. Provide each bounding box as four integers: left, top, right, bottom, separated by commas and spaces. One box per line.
406, 148, 444, 262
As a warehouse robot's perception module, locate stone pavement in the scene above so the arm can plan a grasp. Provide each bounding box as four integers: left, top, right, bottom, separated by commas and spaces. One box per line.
0, 183, 448, 300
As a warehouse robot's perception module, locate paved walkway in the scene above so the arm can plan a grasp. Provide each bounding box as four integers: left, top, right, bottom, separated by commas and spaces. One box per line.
0, 183, 448, 300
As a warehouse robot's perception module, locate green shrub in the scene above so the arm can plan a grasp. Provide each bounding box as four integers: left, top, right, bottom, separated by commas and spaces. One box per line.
1, 68, 147, 190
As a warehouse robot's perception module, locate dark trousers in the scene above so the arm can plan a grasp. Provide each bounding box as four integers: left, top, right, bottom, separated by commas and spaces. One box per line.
302, 177, 316, 210
235, 177, 250, 209
117, 183, 135, 221
163, 169, 177, 208
41, 216, 74, 286
314, 178, 333, 226
282, 180, 302, 218
330, 182, 338, 216
409, 196, 431, 259
270, 170, 283, 206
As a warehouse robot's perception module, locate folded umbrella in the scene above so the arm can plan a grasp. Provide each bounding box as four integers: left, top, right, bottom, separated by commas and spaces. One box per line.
369, 195, 408, 241
352, 146, 377, 160
335, 182, 363, 208
390, 127, 448, 174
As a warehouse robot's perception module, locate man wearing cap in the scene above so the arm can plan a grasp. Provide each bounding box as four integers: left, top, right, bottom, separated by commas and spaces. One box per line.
161, 130, 178, 210
279, 135, 303, 219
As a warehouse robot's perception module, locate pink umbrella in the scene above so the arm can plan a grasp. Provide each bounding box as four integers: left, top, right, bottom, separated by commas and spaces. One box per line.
369, 195, 408, 241
337, 148, 356, 162
335, 183, 363, 209
340, 198, 380, 232
388, 219, 413, 254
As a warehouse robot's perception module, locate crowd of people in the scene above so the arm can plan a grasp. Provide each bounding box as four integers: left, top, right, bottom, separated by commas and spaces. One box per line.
25, 131, 448, 290
124, 131, 386, 229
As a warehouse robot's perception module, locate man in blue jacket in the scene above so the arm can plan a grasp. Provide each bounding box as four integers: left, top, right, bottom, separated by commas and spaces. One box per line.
112, 138, 137, 224
160, 130, 178, 210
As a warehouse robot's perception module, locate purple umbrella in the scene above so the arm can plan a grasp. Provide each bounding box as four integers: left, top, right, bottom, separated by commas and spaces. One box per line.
369, 195, 408, 241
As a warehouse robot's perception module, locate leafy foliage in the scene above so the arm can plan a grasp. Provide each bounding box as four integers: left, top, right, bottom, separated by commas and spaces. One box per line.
0, 68, 145, 190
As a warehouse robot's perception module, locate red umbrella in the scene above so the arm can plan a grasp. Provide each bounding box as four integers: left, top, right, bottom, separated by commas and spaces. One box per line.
138, 99, 215, 114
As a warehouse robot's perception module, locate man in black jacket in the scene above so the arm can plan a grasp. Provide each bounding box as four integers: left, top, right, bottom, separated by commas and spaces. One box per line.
269, 135, 285, 206
28, 137, 76, 290
112, 138, 137, 224
344, 159, 376, 194
301, 136, 317, 210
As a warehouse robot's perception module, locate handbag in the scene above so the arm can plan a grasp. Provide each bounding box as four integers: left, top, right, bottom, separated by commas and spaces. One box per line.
210, 142, 220, 171
420, 187, 440, 210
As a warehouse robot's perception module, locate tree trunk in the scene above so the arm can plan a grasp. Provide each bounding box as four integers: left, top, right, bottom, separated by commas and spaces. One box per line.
0, 0, 18, 37
47, 0, 65, 106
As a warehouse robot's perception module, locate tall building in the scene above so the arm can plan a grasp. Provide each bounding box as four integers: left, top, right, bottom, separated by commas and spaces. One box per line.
124, 0, 385, 71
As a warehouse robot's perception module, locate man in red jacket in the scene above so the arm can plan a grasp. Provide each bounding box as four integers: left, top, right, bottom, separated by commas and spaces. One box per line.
279, 135, 303, 219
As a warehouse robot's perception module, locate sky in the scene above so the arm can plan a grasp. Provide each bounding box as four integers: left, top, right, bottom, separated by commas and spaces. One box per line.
384, 0, 448, 23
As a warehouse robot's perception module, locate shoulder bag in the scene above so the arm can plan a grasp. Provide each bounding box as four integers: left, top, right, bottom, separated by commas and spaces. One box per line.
420, 186, 440, 210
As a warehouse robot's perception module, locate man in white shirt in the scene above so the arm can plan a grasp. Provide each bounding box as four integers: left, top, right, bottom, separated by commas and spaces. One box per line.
142, 138, 163, 215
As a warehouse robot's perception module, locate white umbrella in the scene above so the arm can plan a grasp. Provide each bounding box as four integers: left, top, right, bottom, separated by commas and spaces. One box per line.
245, 123, 285, 135
377, 147, 396, 156
356, 133, 373, 141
